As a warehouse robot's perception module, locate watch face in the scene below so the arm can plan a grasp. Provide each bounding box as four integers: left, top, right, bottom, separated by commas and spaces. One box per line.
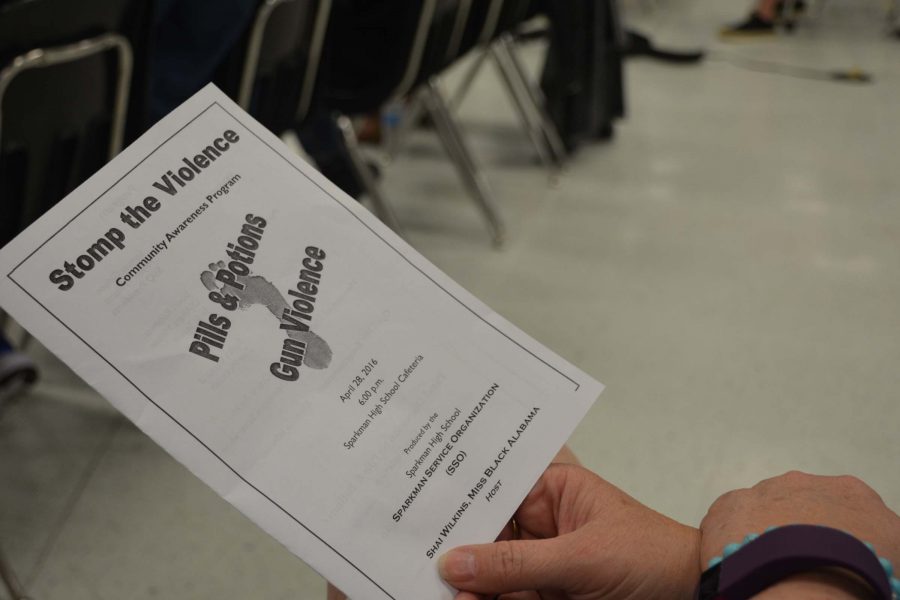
697, 564, 722, 600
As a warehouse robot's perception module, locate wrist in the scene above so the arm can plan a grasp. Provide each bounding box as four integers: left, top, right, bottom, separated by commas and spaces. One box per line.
672, 524, 703, 599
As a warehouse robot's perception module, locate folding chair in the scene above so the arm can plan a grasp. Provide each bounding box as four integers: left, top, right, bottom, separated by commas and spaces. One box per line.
0, 0, 150, 345
0, 6, 150, 592
218, 0, 403, 233
449, 0, 567, 172
277, 0, 508, 245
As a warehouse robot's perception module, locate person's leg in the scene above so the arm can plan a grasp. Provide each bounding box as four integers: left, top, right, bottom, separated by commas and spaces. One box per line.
296, 112, 366, 199
721, 0, 810, 37
326, 583, 347, 600
720, 0, 781, 37
0, 331, 38, 402
757, 0, 780, 21
0, 332, 12, 354
148, 0, 257, 125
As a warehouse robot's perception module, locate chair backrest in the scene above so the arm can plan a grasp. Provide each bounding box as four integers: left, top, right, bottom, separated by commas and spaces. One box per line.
361, 0, 476, 99
0, 0, 152, 247
215, 0, 332, 132
445, 0, 473, 64
413, 0, 534, 90
471, 0, 535, 47
408, 0, 470, 91
388, 0, 437, 100
0, 0, 141, 56
316, 0, 433, 115
0, 0, 153, 141
453, 0, 493, 53
492, 0, 537, 39
479, 0, 506, 45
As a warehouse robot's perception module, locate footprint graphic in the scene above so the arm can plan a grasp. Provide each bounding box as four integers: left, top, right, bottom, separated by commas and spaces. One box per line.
201, 261, 333, 370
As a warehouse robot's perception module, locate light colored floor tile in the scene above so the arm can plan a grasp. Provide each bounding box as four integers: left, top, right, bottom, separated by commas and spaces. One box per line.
0, 341, 120, 587
28, 423, 324, 600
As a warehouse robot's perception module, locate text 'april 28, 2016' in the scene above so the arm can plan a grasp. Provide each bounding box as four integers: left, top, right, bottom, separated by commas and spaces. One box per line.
343, 355, 425, 451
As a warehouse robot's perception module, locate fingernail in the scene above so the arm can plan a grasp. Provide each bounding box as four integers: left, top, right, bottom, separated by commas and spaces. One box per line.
438, 550, 476, 581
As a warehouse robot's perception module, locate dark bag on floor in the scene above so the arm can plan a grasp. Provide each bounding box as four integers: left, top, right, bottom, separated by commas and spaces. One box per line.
541, 0, 625, 152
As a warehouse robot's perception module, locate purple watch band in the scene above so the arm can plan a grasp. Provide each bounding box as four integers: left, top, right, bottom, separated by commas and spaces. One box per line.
696, 525, 892, 600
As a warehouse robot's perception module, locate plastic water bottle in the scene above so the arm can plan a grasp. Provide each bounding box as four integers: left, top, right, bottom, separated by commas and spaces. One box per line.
382, 101, 405, 158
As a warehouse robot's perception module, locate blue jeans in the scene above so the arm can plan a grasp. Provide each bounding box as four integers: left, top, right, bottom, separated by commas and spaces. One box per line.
0, 331, 12, 354
148, 0, 257, 124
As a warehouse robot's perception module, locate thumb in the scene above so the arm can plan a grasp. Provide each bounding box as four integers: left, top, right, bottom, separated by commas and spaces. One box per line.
438, 538, 572, 595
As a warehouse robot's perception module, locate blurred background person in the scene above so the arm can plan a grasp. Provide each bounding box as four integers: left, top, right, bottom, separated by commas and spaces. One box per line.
720, 0, 807, 37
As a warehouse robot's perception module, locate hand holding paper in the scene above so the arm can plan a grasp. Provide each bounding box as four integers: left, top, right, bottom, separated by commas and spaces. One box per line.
440, 463, 701, 600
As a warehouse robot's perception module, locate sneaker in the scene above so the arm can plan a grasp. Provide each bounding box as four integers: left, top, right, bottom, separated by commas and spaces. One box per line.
0, 342, 38, 404
720, 12, 776, 39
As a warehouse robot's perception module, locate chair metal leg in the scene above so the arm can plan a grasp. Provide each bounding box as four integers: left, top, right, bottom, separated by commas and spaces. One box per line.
496, 34, 568, 166
423, 79, 506, 247
490, 43, 557, 172
335, 115, 404, 236
450, 36, 567, 172
0, 543, 31, 600
449, 47, 491, 111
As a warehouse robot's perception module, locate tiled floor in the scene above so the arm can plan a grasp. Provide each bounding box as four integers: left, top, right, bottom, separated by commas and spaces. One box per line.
2, 1, 899, 598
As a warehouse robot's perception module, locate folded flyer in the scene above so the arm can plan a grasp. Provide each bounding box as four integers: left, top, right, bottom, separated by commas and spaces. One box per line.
0, 85, 603, 599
